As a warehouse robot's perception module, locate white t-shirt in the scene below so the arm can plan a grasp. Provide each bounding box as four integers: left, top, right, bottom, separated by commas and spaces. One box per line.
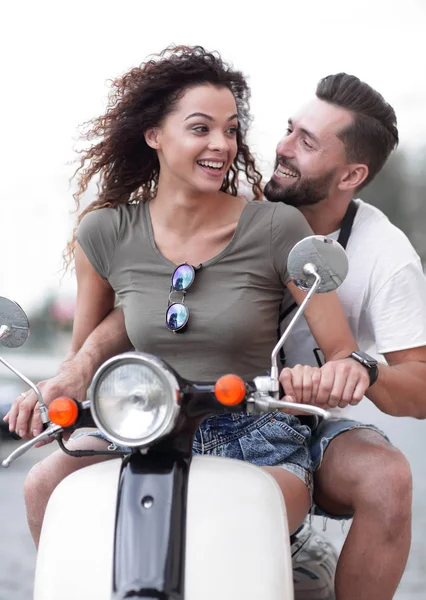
281, 199, 426, 385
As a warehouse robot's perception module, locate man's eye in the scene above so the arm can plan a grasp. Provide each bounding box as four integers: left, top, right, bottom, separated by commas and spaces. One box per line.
285, 127, 293, 136
302, 139, 313, 149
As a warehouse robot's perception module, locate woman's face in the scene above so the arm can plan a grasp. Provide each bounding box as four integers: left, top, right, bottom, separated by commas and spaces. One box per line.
148, 84, 239, 194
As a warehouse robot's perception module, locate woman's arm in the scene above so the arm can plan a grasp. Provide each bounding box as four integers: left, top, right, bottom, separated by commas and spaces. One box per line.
71, 243, 116, 351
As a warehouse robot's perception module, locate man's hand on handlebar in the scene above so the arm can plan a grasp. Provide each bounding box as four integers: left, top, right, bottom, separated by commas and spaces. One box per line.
279, 358, 369, 409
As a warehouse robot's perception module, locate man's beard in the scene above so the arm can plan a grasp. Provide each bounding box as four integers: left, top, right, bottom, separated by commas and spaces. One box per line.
264, 169, 336, 208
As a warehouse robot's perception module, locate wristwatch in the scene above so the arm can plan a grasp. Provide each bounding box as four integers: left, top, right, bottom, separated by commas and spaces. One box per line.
348, 350, 379, 387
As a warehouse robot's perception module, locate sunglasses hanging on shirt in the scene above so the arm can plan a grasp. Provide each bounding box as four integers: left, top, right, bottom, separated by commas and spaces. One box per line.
166, 263, 196, 333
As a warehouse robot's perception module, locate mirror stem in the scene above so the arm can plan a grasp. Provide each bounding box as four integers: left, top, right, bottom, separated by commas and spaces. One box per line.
0, 355, 49, 424
270, 264, 321, 398
0, 325, 11, 340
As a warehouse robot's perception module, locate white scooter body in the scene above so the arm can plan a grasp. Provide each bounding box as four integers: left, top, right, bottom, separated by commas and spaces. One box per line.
35, 455, 293, 600
1, 238, 347, 600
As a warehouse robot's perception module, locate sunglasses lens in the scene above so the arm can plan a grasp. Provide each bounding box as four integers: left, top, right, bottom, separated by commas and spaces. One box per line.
166, 303, 189, 331
172, 264, 195, 291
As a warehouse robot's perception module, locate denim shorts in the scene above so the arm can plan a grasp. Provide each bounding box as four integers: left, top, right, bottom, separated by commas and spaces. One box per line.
193, 411, 313, 496
73, 410, 313, 496
309, 416, 390, 520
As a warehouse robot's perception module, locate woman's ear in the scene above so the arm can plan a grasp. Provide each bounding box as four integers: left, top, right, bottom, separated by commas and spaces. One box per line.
144, 127, 161, 150
338, 163, 369, 192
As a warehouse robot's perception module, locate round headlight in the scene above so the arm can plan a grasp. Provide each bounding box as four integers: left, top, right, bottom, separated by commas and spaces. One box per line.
90, 352, 180, 448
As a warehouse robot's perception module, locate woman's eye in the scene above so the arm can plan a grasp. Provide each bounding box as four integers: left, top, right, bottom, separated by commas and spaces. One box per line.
192, 125, 209, 133
227, 127, 238, 135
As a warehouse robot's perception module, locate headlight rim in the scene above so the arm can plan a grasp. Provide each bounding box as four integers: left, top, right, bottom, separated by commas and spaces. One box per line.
89, 352, 180, 448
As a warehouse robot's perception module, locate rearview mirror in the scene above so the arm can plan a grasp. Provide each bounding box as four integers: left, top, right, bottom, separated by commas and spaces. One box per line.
287, 235, 348, 293
0, 297, 30, 348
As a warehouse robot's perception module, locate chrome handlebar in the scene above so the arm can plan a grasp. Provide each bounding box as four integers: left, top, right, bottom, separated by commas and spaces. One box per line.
2, 423, 63, 468
249, 395, 330, 419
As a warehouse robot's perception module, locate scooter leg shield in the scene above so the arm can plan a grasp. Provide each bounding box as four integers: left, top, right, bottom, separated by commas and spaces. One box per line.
34, 459, 122, 600
185, 456, 294, 600
34, 455, 294, 600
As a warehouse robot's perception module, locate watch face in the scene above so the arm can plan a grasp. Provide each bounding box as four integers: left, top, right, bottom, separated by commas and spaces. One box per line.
354, 351, 377, 365
351, 351, 379, 387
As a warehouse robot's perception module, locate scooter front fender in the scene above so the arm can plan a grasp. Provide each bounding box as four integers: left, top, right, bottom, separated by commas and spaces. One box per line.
35, 455, 293, 600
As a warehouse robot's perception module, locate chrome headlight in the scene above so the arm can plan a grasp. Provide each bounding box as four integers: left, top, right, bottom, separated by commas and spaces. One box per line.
90, 352, 180, 448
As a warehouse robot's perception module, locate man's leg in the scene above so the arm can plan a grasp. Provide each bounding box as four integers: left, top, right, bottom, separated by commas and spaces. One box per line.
314, 428, 412, 600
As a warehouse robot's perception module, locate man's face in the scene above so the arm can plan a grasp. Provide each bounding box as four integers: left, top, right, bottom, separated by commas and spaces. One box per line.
264, 98, 353, 207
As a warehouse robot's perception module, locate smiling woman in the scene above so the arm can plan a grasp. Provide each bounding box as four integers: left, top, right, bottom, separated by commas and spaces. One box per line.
143, 85, 240, 195
63, 44, 263, 268
19, 44, 319, 548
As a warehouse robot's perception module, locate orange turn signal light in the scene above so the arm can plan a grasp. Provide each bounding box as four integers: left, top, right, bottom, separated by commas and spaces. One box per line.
48, 397, 79, 428
214, 374, 246, 406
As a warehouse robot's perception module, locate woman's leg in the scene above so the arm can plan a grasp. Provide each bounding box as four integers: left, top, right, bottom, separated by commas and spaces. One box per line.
195, 413, 312, 534
263, 467, 311, 534
24, 436, 116, 547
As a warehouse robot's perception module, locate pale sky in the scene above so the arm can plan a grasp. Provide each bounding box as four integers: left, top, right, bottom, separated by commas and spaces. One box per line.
1, 0, 425, 312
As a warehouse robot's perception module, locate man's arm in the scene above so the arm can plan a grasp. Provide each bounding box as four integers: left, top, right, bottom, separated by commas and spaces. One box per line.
58, 305, 133, 393
287, 281, 426, 413
52, 243, 133, 390
366, 346, 426, 419
5, 245, 132, 438
23, 306, 131, 442
361, 258, 426, 419
281, 282, 370, 407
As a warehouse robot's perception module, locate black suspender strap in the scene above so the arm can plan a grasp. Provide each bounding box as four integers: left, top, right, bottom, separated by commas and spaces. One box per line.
277, 200, 359, 366
336, 199, 358, 251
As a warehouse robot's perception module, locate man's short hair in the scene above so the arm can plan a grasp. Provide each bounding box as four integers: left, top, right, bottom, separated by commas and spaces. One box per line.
316, 73, 399, 189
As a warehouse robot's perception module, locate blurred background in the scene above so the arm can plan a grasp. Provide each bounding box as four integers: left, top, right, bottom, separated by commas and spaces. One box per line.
0, 0, 425, 598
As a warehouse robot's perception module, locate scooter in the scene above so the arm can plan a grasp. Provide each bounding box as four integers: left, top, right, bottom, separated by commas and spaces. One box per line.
1, 234, 347, 600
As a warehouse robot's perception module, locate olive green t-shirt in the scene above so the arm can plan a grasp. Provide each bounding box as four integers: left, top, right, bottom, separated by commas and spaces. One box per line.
76, 200, 312, 382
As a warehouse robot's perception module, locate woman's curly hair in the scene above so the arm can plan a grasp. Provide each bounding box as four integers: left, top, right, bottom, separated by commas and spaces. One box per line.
64, 44, 263, 266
